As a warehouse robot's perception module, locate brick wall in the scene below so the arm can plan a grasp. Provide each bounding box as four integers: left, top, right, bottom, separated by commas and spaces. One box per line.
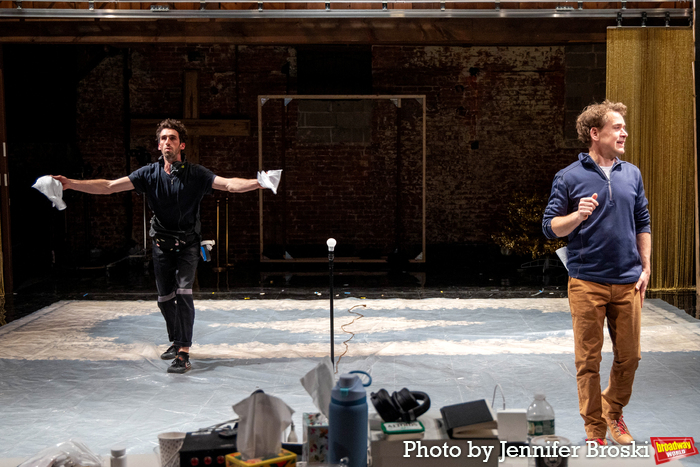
73, 53, 128, 255
373, 46, 574, 245
70, 44, 592, 263
564, 44, 607, 144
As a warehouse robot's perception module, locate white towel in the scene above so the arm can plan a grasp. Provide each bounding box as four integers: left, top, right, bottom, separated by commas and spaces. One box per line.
32, 175, 66, 210
257, 169, 283, 195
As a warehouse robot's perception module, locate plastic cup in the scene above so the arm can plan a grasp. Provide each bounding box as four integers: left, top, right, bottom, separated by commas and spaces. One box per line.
157, 432, 186, 467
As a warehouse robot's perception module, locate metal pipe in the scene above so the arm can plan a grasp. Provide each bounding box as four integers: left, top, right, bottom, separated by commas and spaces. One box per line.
0, 7, 690, 18
327, 238, 337, 365
213, 199, 225, 272
226, 196, 230, 267
0, 0, 687, 4
143, 197, 147, 252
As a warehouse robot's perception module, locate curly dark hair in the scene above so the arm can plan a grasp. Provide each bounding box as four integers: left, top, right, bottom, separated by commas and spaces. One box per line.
576, 100, 627, 147
156, 118, 188, 144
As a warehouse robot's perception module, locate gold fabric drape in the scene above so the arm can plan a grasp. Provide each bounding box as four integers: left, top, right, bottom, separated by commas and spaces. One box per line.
607, 27, 695, 291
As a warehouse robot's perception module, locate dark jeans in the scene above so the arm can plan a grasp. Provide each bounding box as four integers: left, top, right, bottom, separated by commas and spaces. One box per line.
153, 240, 200, 348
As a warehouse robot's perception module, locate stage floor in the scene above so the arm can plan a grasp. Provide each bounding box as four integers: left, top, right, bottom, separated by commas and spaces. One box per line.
0, 297, 699, 464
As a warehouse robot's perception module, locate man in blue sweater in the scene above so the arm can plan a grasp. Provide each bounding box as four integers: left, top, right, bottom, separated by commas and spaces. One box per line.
542, 101, 651, 445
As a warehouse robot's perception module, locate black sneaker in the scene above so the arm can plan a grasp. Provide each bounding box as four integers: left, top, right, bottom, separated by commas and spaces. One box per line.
167, 351, 191, 374
160, 344, 179, 360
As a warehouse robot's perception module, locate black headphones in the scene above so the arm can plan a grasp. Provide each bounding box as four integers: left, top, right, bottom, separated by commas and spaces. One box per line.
370, 388, 431, 423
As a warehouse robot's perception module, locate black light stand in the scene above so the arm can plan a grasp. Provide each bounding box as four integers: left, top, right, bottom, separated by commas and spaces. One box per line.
327, 238, 336, 364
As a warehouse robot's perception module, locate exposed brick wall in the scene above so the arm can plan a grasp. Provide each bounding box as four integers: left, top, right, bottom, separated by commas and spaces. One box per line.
73, 53, 128, 256
74, 45, 293, 263
373, 46, 573, 245
564, 44, 607, 145
261, 98, 421, 259
71, 44, 589, 263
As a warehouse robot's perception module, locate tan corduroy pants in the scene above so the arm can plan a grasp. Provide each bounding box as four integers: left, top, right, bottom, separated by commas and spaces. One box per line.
568, 277, 642, 439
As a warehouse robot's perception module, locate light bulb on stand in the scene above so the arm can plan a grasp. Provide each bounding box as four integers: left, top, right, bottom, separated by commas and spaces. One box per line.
327, 237, 336, 364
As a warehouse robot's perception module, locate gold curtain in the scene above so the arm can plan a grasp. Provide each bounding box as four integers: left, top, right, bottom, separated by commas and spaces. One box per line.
607, 27, 695, 291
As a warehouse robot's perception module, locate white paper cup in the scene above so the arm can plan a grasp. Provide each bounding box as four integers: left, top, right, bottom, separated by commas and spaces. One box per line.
157, 432, 186, 467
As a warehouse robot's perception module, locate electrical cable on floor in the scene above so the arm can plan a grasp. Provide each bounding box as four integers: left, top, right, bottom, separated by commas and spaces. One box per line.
491, 383, 506, 410
335, 304, 367, 374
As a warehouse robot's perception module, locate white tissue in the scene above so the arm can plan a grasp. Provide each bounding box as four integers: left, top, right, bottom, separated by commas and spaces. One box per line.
232, 391, 294, 460
32, 176, 66, 210
300, 357, 335, 419
555, 246, 569, 271
257, 169, 282, 194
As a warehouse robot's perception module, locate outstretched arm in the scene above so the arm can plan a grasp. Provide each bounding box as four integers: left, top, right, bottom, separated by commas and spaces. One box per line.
52, 175, 134, 195
212, 176, 261, 193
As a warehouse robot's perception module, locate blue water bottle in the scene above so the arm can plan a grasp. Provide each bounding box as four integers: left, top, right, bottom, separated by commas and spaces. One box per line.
328, 371, 372, 467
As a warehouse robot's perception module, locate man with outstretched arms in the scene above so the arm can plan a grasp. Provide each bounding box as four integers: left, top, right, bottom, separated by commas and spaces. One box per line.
54, 119, 269, 374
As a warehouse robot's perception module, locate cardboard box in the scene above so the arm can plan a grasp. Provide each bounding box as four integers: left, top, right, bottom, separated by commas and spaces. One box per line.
497, 409, 527, 443
302, 412, 329, 463
225, 448, 296, 467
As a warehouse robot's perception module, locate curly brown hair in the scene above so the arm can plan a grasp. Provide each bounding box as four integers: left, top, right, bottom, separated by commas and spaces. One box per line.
156, 118, 188, 144
576, 100, 627, 147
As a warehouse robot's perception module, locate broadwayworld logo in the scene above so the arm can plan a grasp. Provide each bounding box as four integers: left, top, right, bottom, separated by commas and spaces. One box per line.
651, 437, 698, 464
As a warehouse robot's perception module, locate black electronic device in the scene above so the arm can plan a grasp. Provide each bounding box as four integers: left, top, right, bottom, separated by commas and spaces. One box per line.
179, 428, 237, 467
439, 399, 498, 438
370, 388, 431, 423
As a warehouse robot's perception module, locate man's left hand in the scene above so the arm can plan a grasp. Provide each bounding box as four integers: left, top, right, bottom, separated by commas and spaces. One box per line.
635, 270, 650, 308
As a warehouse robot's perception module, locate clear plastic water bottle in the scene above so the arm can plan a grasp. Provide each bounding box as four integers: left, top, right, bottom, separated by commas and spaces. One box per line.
328, 371, 371, 467
110, 446, 127, 467
526, 393, 555, 441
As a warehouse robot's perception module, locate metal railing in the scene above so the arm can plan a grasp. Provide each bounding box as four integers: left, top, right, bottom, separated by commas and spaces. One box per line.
0, 0, 692, 19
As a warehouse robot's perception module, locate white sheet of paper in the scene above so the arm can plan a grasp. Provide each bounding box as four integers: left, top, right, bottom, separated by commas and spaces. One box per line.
555, 246, 569, 271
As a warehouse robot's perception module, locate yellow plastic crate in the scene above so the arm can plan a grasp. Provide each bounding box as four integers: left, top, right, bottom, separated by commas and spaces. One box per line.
225, 448, 296, 467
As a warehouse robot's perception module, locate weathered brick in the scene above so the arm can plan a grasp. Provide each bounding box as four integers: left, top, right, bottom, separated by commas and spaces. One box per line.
65, 43, 587, 261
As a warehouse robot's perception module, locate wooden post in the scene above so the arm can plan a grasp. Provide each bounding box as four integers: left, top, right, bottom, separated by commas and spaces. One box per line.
0, 46, 12, 296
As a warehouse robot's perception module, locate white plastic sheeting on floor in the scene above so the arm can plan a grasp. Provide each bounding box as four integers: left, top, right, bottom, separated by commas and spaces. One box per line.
0, 298, 698, 463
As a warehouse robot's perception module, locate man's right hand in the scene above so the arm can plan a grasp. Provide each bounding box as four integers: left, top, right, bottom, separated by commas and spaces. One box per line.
577, 193, 599, 221
551, 193, 599, 237
51, 175, 72, 190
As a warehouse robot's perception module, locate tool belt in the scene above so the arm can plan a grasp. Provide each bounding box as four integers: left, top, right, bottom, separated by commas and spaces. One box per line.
154, 230, 188, 252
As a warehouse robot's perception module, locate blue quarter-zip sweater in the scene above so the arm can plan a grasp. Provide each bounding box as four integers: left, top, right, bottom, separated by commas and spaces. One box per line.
542, 153, 651, 284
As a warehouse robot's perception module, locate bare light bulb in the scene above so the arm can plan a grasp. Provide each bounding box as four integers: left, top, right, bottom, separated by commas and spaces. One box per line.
327, 238, 337, 252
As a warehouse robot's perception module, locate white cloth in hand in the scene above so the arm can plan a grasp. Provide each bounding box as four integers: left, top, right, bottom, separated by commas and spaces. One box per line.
257, 169, 282, 194
32, 175, 66, 210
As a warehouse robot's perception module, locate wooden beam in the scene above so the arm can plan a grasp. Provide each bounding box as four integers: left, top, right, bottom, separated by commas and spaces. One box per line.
0, 18, 615, 45
0, 46, 12, 296
131, 118, 250, 137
